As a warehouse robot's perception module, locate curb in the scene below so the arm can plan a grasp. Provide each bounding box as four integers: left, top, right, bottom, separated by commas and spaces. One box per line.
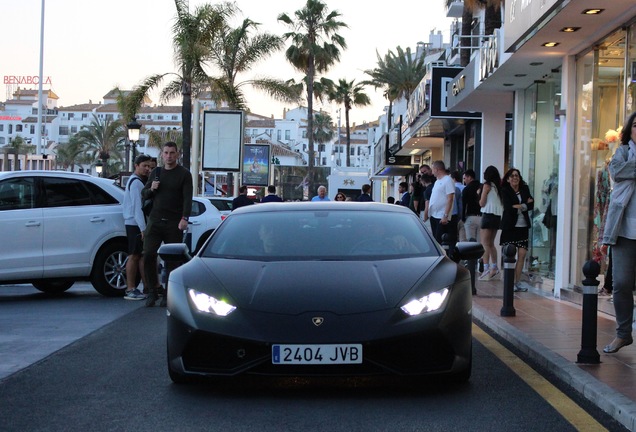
473, 303, 636, 431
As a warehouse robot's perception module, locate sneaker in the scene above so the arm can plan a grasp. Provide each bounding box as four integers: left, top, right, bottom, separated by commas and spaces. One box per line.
598, 287, 612, 297
514, 281, 532, 292
145, 291, 159, 307
486, 268, 500, 280
478, 271, 491, 281
124, 289, 146, 301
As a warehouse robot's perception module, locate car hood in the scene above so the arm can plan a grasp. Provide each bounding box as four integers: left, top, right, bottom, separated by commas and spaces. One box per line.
188, 257, 452, 314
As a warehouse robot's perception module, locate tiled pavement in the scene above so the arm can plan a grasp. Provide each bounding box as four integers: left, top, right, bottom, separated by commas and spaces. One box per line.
472, 276, 636, 431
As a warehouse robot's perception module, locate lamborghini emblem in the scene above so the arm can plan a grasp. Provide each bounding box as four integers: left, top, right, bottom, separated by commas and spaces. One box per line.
312, 317, 324, 326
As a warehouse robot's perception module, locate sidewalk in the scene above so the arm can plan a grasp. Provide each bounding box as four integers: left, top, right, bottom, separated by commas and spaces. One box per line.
472, 277, 636, 431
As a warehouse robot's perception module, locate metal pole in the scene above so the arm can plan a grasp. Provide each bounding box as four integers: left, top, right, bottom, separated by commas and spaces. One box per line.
191, 98, 200, 194
577, 260, 601, 364
36, 0, 46, 157
500, 244, 516, 317
468, 238, 477, 295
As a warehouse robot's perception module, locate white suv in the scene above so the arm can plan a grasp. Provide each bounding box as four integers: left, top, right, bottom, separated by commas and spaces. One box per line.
0, 171, 129, 296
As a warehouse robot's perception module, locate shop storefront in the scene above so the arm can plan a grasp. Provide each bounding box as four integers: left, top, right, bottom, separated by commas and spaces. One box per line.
516, 73, 561, 286
572, 22, 636, 287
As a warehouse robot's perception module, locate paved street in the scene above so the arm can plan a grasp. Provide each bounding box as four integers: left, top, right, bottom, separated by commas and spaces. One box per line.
0, 282, 141, 380
0, 282, 628, 431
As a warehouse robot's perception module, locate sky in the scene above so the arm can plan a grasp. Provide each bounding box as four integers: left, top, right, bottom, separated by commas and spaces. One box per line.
1, 0, 454, 125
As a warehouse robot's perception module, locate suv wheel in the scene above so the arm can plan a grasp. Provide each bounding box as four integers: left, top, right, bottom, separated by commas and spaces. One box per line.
32, 279, 74, 294
91, 241, 129, 297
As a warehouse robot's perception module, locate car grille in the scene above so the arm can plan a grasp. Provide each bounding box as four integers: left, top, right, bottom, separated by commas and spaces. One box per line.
181, 331, 456, 377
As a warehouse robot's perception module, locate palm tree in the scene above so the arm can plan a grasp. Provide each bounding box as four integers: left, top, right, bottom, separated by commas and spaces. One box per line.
55, 135, 85, 171
7, 135, 35, 154
75, 114, 126, 178
278, 0, 347, 193
312, 111, 334, 166
128, 0, 234, 170
445, 0, 503, 66
363, 46, 426, 129
320, 78, 370, 167
207, 18, 300, 110
146, 128, 183, 152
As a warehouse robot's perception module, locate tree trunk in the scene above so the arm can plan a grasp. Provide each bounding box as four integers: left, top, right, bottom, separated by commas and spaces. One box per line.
345, 108, 351, 167
460, 7, 473, 67
306, 58, 315, 196
181, 79, 192, 171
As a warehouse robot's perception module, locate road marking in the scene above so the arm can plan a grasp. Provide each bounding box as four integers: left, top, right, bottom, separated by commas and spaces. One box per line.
473, 324, 608, 432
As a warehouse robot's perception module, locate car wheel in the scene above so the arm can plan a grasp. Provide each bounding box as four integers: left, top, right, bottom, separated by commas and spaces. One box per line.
91, 241, 129, 297
32, 279, 74, 294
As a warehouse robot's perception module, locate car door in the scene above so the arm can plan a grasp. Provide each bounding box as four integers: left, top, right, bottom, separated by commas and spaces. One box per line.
0, 176, 44, 280
41, 176, 122, 277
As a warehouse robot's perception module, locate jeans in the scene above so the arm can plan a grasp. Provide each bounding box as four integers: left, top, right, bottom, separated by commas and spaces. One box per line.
464, 215, 481, 242
143, 219, 184, 291
612, 236, 636, 339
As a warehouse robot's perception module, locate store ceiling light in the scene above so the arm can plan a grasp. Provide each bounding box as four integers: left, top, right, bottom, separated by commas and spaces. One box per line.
514, 74, 527, 77
530, 62, 544, 66
542, 42, 560, 47
582, 9, 604, 15
560, 27, 581, 33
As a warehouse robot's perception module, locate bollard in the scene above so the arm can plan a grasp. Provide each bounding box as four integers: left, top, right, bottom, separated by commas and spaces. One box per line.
577, 260, 601, 364
500, 244, 517, 317
468, 237, 477, 295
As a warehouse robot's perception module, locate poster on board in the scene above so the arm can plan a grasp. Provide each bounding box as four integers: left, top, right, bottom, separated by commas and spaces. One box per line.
242, 144, 270, 186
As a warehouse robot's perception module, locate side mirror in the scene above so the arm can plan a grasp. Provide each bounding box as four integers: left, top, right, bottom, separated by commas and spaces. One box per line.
158, 243, 192, 263
449, 241, 484, 263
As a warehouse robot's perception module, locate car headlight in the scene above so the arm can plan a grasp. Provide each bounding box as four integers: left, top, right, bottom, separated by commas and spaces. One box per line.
400, 287, 449, 316
188, 289, 236, 316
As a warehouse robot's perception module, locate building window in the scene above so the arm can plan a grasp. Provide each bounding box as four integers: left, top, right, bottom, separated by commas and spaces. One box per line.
82, 113, 88, 119
16, 125, 22, 132
30, 125, 35, 134
285, 130, 291, 140
158, 115, 164, 120
277, 130, 281, 141
171, 115, 178, 120
70, 126, 78, 134
0, 125, 3, 132
302, 130, 307, 138
59, 126, 69, 135
68, 113, 74, 119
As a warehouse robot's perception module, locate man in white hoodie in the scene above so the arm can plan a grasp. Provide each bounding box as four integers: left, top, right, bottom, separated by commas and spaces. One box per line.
123, 154, 152, 300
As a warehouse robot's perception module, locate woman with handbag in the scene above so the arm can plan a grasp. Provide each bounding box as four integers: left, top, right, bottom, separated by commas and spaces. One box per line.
500, 168, 534, 292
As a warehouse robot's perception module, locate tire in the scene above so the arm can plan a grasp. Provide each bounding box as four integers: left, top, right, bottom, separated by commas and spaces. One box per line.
32, 279, 74, 294
90, 241, 129, 297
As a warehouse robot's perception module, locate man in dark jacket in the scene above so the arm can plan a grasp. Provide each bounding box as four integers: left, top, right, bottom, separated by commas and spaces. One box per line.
462, 169, 482, 242
232, 185, 255, 210
357, 184, 373, 202
260, 185, 283, 203
141, 142, 193, 307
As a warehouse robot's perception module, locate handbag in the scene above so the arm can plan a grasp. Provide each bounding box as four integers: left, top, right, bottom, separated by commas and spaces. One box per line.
142, 167, 161, 218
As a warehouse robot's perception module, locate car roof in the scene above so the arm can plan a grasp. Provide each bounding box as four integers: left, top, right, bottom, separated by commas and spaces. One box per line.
0, 170, 123, 198
231, 201, 414, 214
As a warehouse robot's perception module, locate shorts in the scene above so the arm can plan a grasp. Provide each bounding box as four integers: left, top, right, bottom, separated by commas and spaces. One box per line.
480, 213, 501, 230
500, 227, 529, 250
126, 225, 143, 255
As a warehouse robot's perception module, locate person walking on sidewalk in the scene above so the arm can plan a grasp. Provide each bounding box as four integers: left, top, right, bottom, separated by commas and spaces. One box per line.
123, 154, 152, 300
141, 142, 193, 307
428, 160, 457, 249
479, 165, 503, 280
602, 112, 636, 354
500, 168, 534, 292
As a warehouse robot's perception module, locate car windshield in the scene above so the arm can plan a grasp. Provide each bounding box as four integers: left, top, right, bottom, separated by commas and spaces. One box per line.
201, 209, 437, 260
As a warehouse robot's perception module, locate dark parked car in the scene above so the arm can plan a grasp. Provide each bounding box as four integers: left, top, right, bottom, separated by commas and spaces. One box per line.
159, 202, 483, 384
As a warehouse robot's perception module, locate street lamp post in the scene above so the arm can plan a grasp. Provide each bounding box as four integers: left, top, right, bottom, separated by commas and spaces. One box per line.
127, 117, 142, 171
95, 160, 103, 177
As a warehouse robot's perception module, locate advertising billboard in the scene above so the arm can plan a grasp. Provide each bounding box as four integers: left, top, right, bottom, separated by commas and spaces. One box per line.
242, 144, 270, 187
202, 110, 243, 171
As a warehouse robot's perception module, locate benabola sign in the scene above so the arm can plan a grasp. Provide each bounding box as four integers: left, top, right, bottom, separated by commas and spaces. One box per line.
4, 76, 52, 85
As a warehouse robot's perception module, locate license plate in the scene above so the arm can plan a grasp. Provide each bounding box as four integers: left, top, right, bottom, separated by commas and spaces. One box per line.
272, 344, 363, 364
